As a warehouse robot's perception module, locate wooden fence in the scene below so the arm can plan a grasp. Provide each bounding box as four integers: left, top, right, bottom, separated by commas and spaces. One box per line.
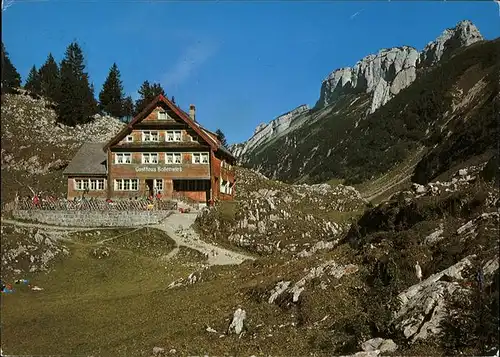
9, 199, 178, 211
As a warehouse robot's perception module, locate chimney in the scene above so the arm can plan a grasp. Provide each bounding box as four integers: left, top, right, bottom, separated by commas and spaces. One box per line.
189, 104, 196, 122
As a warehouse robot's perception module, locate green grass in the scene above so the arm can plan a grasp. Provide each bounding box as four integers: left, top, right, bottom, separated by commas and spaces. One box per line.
355, 146, 426, 203
326, 177, 345, 187
1, 226, 369, 357
216, 200, 239, 222
1, 228, 200, 356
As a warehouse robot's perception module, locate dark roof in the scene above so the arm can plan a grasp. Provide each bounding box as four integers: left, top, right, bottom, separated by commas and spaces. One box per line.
217, 145, 236, 162
63, 142, 107, 176
103, 95, 218, 152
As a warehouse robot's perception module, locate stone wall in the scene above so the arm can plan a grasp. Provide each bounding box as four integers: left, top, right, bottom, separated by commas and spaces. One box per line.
12, 209, 173, 227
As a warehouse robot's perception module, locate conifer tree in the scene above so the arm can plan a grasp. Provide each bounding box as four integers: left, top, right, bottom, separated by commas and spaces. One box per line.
122, 95, 134, 120
86, 79, 98, 116
57, 41, 97, 126
134, 80, 165, 115
24, 65, 41, 94
215, 129, 228, 147
99, 62, 125, 117
1, 42, 21, 94
38, 53, 60, 102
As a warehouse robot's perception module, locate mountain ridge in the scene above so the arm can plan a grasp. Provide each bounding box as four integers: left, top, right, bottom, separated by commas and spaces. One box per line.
229, 20, 496, 192
230, 20, 485, 172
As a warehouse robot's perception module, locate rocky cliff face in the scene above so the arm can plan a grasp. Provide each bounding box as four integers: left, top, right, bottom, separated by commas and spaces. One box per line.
419, 19, 484, 67
317, 46, 419, 114
230, 20, 491, 186
230, 104, 309, 159
317, 20, 483, 114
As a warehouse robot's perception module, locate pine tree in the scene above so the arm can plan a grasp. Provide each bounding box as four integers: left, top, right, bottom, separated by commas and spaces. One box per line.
24, 65, 41, 94
215, 129, 228, 147
86, 79, 98, 117
38, 53, 60, 103
1, 42, 21, 94
57, 41, 97, 126
122, 95, 134, 120
99, 62, 125, 117
134, 80, 165, 115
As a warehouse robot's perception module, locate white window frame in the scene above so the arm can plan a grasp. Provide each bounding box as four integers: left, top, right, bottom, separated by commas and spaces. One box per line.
157, 111, 169, 120
191, 152, 209, 164
125, 135, 133, 142
166, 130, 182, 142
114, 179, 139, 191
142, 130, 159, 142
142, 153, 159, 164
192, 153, 201, 164
154, 179, 163, 192
165, 152, 182, 164
74, 179, 105, 191
220, 179, 228, 194
115, 153, 132, 164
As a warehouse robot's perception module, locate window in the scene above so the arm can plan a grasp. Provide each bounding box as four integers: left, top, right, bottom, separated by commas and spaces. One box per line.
90, 179, 97, 190
142, 131, 159, 142
115, 153, 132, 164
166, 130, 182, 142
220, 160, 233, 170
191, 135, 198, 142
154, 179, 163, 191
125, 135, 133, 142
114, 179, 139, 191
220, 179, 228, 194
192, 152, 209, 164
142, 153, 159, 164
74, 179, 105, 191
157, 111, 169, 120
173, 179, 210, 192
124, 180, 131, 191
165, 152, 182, 164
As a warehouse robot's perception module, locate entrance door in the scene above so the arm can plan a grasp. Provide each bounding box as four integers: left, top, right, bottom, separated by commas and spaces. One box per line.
145, 179, 154, 197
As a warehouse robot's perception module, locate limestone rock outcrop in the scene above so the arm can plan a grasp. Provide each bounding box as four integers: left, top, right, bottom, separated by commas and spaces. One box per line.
231, 20, 484, 163
318, 46, 419, 114
230, 104, 309, 159
419, 19, 483, 67
317, 20, 483, 114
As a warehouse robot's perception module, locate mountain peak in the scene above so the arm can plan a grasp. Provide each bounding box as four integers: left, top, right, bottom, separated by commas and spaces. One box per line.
316, 20, 484, 113
419, 20, 483, 67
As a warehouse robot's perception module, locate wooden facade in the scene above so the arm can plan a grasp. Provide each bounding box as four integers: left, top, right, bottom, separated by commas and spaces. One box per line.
63, 95, 236, 204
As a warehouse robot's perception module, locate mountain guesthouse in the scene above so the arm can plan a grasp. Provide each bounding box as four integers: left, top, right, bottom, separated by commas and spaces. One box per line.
63, 94, 236, 204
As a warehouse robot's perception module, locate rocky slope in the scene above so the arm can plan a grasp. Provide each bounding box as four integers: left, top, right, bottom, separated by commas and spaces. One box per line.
1, 90, 125, 203
230, 20, 495, 189
194, 158, 499, 356
196, 166, 367, 255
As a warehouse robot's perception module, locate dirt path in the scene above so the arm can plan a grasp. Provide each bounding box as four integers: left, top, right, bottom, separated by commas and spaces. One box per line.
152, 212, 255, 266
365, 173, 413, 202
2, 215, 254, 266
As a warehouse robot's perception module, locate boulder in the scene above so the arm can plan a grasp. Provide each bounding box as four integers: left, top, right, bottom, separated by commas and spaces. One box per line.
228, 308, 246, 335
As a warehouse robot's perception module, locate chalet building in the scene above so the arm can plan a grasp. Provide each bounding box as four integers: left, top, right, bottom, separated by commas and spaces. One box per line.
63, 95, 236, 203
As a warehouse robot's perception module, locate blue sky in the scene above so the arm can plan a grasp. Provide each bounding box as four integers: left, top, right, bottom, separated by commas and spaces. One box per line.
2, 1, 499, 145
